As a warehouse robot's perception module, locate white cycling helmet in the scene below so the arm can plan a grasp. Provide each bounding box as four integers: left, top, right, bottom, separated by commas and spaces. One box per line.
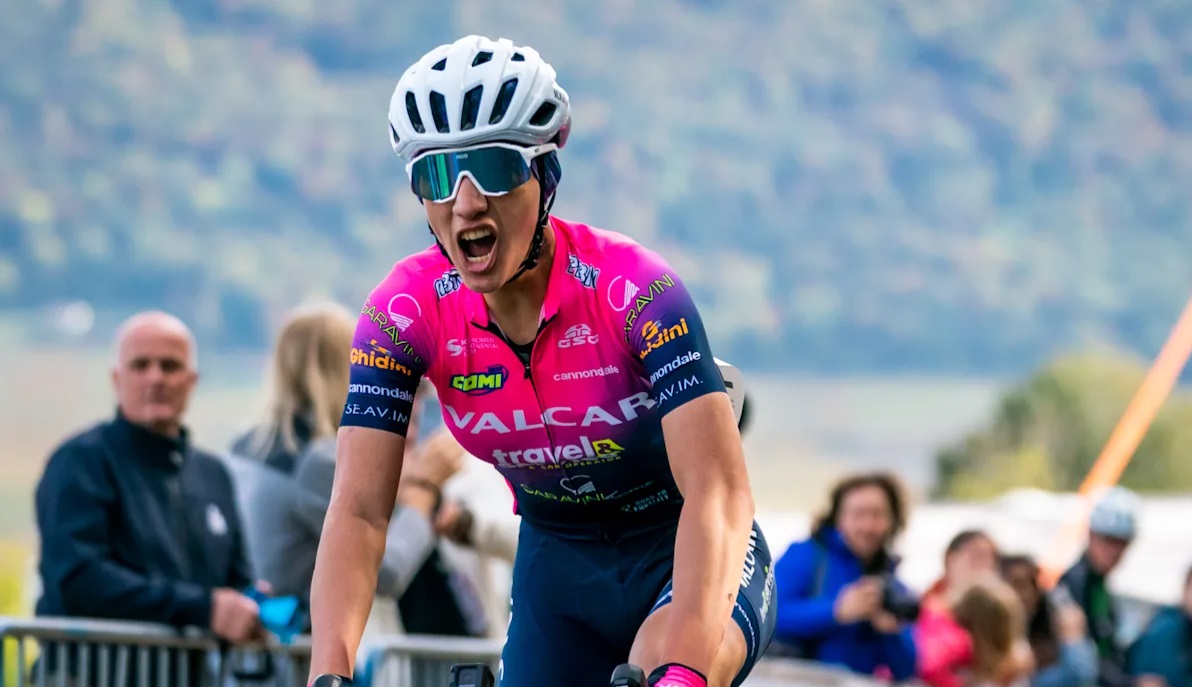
388, 35, 572, 161
1087, 486, 1140, 541
715, 358, 747, 428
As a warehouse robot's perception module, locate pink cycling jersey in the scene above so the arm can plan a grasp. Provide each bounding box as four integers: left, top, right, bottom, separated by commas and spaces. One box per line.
341, 217, 727, 532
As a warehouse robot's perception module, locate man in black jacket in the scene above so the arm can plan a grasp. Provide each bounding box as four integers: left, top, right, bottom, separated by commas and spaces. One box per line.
1057, 486, 1141, 687
34, 311, 264, 683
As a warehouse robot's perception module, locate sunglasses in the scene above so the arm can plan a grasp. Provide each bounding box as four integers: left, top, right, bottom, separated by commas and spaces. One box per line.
405, 142, 558, 203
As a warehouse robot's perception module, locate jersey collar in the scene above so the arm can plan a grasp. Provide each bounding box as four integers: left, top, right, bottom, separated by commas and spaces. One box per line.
465, 217, 569, 328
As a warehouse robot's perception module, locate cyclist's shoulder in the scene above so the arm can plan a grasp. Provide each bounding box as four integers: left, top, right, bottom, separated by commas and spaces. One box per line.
363, 245, 462, 321
554, 216, 669, 269
370, 245, 456, 295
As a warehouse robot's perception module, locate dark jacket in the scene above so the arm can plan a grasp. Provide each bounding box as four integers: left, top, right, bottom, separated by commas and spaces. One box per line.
36, 412, 254, 625
1058, 554, 1130, 687
772, 527, 918, 681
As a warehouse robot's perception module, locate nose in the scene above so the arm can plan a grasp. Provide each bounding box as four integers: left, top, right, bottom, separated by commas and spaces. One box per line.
144, 361, 166, 383
452, 176, 488, 218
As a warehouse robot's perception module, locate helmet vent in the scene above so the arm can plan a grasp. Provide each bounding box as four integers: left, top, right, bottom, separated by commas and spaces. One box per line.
461, 85, 484, 131
489, 78, 518, 125
404, 92, 425, 134
472, 51, 493, 67
429, 90, 450, 133
530, 102, 557, 127
511, 52, 525, 62
431, 57, 447, 71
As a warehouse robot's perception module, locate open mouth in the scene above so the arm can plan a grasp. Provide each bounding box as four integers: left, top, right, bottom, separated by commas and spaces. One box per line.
458, 228, 497, 264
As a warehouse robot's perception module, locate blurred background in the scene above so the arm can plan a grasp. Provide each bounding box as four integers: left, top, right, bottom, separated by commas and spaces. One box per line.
2, 0, 1192, 626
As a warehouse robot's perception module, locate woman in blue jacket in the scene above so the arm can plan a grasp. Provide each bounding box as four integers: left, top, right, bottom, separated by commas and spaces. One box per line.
771, 472, 918, 682
1127, 565, 1192, 687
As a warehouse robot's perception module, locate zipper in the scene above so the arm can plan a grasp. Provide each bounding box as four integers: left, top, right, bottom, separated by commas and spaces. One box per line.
479, 315, 558, 458
165, 458, 193, 580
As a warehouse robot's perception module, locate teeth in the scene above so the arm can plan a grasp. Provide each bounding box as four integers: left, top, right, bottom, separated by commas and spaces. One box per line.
466, 255, 488, 263
460, 229, 493, 242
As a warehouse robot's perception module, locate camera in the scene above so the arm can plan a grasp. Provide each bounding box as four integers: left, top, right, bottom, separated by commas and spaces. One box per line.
450, 663, 495, 687
880, 575, 922, 622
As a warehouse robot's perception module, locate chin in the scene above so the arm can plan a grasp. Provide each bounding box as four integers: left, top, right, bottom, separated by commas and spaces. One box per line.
459, 272, 502, 294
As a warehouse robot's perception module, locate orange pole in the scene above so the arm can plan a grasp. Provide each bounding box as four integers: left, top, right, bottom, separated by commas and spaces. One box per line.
1040, 293, 1192, 587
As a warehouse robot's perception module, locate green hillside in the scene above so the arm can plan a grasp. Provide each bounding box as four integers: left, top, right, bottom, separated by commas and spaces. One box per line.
3, 0, 1191, 372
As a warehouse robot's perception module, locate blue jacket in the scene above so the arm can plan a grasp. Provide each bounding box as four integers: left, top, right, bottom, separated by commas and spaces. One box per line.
772, 528, 917, 681
1127, 606, 1192, 687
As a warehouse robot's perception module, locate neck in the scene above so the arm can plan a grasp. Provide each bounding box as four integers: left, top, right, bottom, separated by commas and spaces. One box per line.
484, 224, 556, 344
145, 420, 183, 439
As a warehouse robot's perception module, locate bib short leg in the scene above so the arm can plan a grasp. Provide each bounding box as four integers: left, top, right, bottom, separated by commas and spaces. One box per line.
497, 520, 777, 687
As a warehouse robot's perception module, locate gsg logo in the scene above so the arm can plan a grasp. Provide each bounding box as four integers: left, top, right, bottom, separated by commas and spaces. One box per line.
558, 324, 599, 348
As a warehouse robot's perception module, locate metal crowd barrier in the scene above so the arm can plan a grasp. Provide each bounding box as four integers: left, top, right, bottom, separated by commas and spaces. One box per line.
0, 616, 899, 687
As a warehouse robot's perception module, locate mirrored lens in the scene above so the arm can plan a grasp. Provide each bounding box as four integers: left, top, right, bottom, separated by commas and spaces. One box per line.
410, 146, 534, 201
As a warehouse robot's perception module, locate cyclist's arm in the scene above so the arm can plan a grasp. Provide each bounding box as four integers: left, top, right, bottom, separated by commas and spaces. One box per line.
661, 395, 754, 671
308, 280, 433, 681
309, 427, 407, 677
623, 255, 754, 675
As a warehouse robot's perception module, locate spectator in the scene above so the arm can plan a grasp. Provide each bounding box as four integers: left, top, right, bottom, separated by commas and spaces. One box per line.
417, 382, 521, 637
952, 574, 1034, 687
34, 311, 263, 684
917, 530, 1019, 687
224, 304, 461, 627
231, 301, 354, 474
1057, 487, 1140, 687
1126, 563, 1192, 687
1001, 554, 1098, 687
771, 471, 918, 682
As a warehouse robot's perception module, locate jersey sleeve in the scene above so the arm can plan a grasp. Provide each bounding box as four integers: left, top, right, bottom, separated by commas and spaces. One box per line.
341, 266, 436, 437
616, 247, 726, 416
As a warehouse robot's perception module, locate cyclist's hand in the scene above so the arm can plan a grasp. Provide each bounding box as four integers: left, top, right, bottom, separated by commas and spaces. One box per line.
1136, 675, 1170, 687
833, 577, 881, 624
648, 664, 706, 687
1055, 602, 1088, 643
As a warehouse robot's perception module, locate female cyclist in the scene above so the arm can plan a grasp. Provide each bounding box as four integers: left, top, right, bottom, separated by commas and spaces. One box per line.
306, 35, 777, 687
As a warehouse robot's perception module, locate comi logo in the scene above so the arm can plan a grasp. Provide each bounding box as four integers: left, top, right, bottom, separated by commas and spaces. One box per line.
451, 365, 509, 395
558, 323, 599, 348
639, 318, 689, 360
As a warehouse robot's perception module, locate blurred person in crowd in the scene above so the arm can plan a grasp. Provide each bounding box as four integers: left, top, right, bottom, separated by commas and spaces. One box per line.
770, 472, 918, 682
952, 575, 1035, 687
224, 303, 479, 636
34, 311, 263, 684
231, 302, 355, 473
1126, 563, 1192, 687
1001, 554, 1098, 687
413, 382, 521, 637
917, 530, 1034, 687
1057, 487, 1141, 687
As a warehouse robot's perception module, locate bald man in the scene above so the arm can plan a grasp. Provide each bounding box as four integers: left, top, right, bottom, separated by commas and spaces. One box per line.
34, 311, 265, 673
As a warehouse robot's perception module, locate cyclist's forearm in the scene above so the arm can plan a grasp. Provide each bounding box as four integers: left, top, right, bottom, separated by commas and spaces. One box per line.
308, 505, 389, 680
662, 485, 754, 674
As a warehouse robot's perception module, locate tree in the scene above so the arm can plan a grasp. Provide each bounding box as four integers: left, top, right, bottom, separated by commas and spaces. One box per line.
933, 350, 1192, 499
